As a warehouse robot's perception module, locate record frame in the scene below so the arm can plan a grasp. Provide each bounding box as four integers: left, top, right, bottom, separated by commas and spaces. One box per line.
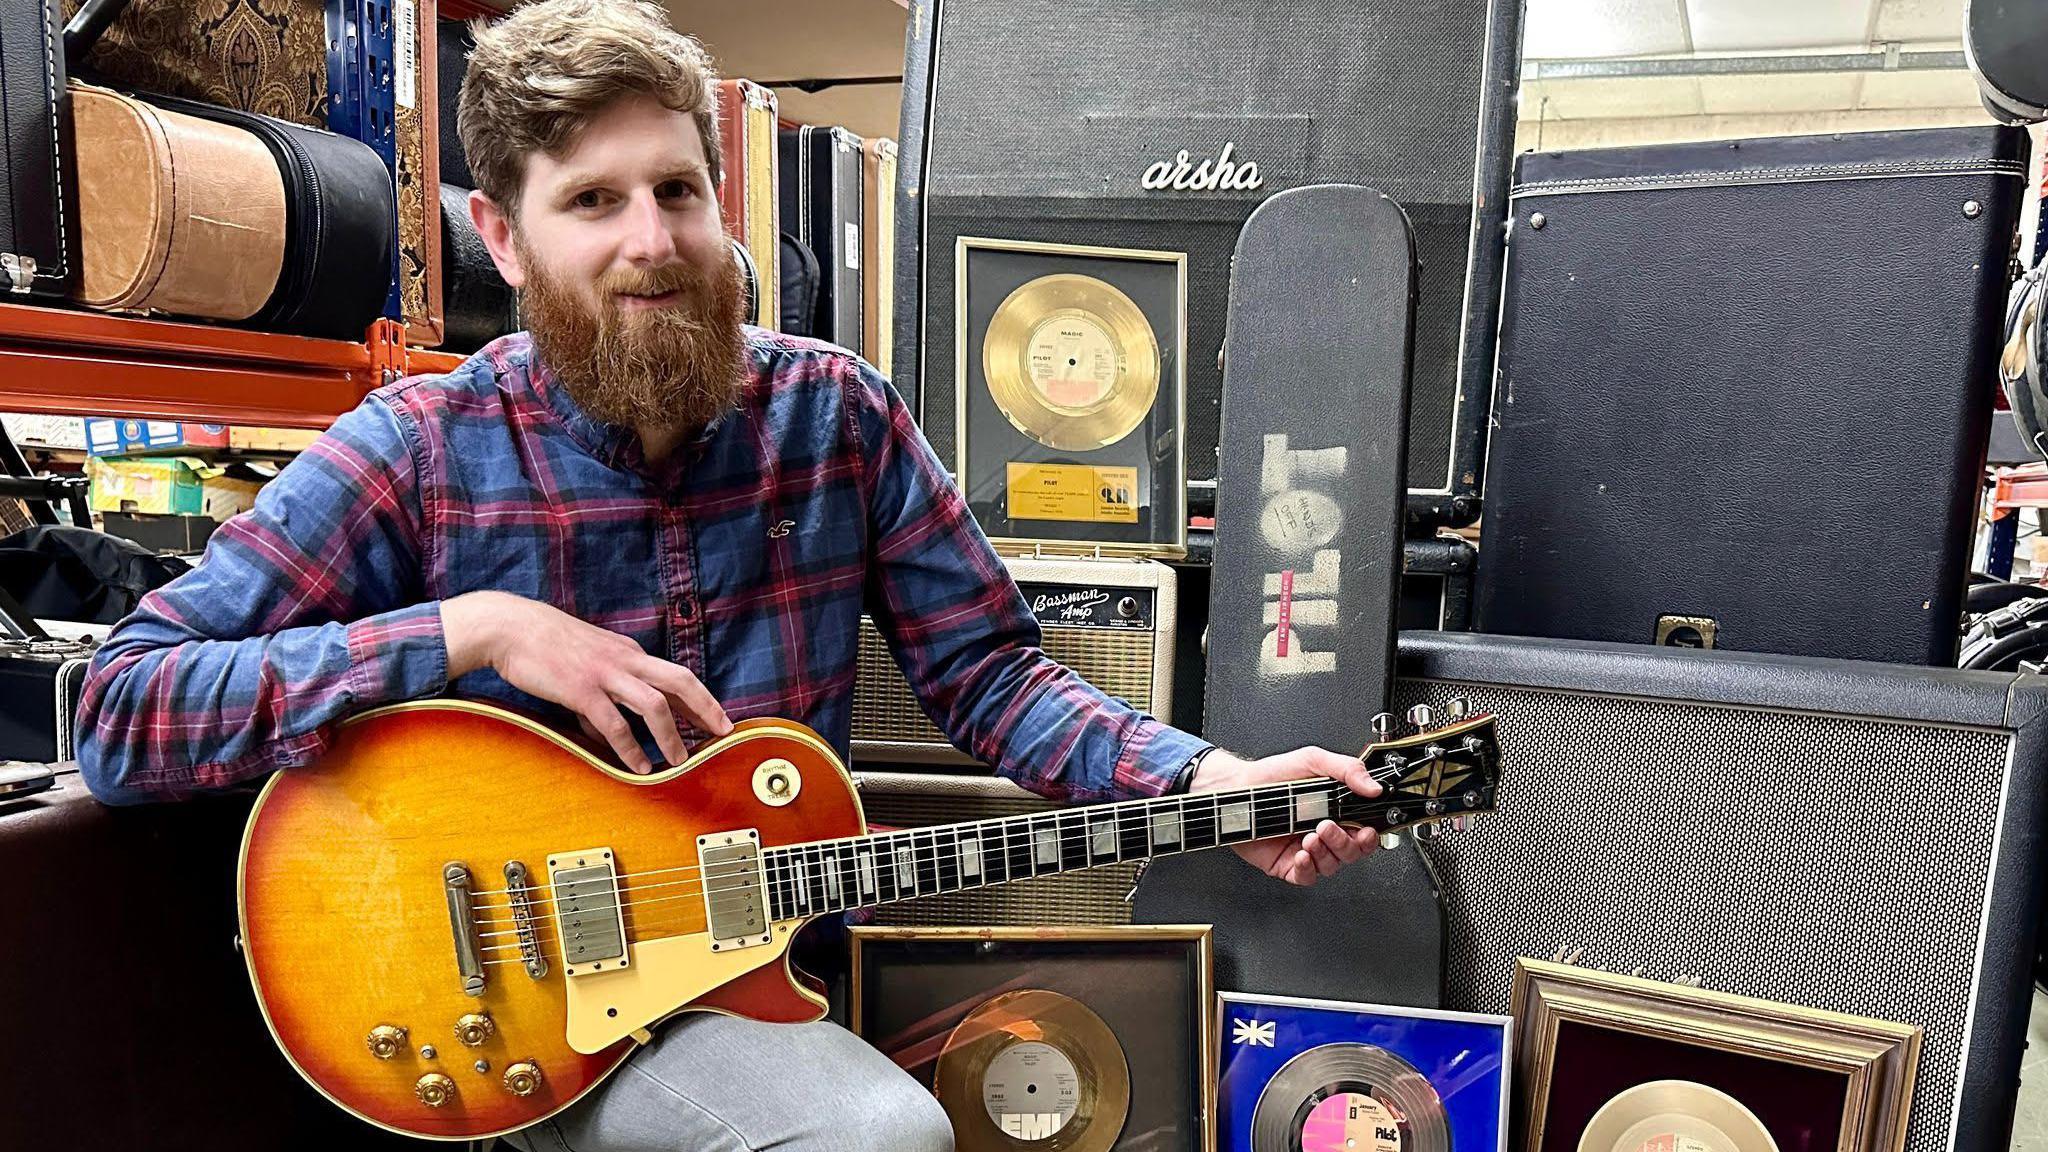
1215, 990, 1512, 1152
1512, 959, 1921, 1152
954, 235, 1189, 560
851, 924, 1215, 1151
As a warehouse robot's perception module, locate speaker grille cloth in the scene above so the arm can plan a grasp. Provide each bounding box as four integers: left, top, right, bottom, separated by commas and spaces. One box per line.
859, 788, 1139, 926
854, 617, 1157, 746
1394, 679, 2009, 1152
916, 0, 1503, 489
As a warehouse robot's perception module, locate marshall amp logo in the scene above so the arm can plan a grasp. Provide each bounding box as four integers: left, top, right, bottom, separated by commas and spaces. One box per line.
1140, 141, 1264, 192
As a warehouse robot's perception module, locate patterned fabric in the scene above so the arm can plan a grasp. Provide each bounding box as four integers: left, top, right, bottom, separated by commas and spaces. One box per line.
76, 329, 1208, 804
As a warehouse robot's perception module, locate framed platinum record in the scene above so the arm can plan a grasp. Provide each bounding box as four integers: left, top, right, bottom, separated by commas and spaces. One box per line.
955, 236, 1188, 559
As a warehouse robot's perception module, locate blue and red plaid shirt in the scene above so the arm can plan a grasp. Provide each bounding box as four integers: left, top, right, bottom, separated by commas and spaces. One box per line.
76, 329, 1209, 805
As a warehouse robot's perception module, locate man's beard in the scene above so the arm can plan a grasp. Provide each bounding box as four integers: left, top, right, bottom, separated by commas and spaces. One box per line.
518, 239, 748, 434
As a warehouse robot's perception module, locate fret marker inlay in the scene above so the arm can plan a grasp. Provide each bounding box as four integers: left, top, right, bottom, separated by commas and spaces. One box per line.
1151, 808, 1183, 847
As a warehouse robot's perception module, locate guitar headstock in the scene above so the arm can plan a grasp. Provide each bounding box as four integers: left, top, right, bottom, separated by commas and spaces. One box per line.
1356, 700, 1501, 846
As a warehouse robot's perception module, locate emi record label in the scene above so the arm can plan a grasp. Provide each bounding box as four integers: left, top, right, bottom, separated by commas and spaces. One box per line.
1007, 463, 1138, 524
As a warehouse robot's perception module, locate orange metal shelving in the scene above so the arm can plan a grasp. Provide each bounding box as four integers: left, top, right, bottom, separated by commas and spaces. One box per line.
0, 302, 465, 430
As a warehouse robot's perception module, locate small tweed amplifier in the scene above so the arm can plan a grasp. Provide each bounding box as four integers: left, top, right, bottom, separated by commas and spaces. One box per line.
852, 553, 1176, 765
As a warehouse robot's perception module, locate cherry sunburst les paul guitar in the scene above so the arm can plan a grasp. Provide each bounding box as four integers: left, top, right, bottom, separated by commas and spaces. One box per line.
237, 698, 1502, 1140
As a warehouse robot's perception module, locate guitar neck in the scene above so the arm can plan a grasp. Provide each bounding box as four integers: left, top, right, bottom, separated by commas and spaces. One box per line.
759, 778, 1382, 920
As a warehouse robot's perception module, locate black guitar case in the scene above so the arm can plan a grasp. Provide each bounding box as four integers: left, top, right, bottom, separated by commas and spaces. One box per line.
1, 0, 81, 300
1134, 184, 1446, 1007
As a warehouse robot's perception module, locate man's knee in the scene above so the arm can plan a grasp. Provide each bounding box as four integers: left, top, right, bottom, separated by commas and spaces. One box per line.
864, 1077, 954, 1152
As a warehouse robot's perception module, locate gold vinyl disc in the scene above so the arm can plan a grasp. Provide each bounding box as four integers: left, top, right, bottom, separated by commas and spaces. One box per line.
1251, 1043, 1450, 1152
934, 988, 1132, 1152
1577, 1081, 1781, 1152
981, 273, 1161, 451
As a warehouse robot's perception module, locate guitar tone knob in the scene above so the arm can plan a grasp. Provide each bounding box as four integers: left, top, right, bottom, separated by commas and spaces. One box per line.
1406, 704, 1434, 730
367, 1024, 408, 1060
503, 1061, 544, 1097
415, 1073, 457, 1108
455, 1013, 496, 1047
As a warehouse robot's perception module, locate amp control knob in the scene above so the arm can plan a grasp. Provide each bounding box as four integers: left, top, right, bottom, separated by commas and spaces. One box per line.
455, 1012, 495, 1047
415, 1073, 457, 1108
503, 1061, 544, 1097
366, 1024, 408, 1060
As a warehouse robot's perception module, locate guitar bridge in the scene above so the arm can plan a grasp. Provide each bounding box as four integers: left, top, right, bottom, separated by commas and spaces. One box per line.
504, 861, 547, 980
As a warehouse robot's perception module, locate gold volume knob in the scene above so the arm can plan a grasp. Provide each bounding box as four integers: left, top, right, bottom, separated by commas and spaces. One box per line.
414, 1073, 456, 1108
455, 1012, 495, 1046
502, 1061, 544, 1097
366, 1025, 408, 1060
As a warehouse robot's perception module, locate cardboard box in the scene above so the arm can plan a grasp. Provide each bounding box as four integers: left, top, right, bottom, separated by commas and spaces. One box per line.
227, 427, 323, 453
0, 414, 88, 451
100, 512, 220, 555
87, 456, 267, 520
84, 419, 232, 456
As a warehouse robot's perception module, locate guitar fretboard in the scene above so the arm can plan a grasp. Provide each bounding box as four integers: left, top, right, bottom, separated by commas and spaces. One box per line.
759, 779, 1376, 920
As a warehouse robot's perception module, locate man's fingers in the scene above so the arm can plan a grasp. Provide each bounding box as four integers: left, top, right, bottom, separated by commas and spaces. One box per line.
1284, 849, 1318, 886
581, 696, 653, 775
1326, 750, 1382, 797
1318, 820, 1364, 864
1302, 831, 1344, 878
609, 677, 688, 767
637, 657, 733, 736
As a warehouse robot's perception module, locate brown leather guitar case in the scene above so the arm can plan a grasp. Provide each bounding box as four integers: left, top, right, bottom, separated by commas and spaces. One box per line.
69, 83, 285, 320
716, 78, 780, 330
65, 0, 442, 344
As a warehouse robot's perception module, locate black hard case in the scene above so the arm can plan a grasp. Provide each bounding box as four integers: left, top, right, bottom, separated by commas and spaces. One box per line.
1476, 125, 2030, 665
0, 0, 81, 300
778, 124, 864, 349
0, 636, 91, 762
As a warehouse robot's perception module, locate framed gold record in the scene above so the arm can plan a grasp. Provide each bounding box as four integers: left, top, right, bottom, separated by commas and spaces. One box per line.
1512, 960, 1920, 1152
852, 925, 1214, 1152
956, 236, 1188, 559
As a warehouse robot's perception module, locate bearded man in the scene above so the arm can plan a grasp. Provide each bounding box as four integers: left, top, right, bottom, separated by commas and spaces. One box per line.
73, 1, 1386, 1147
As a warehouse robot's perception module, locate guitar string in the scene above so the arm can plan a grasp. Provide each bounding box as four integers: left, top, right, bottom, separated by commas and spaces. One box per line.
460, 775, 1399, 918
459, 770, 1465, 935
460, 758, 1448, 901
461, 779, 1470, 948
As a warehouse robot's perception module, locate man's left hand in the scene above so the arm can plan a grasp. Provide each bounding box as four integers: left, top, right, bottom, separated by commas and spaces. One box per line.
1185, 747, 1382, 886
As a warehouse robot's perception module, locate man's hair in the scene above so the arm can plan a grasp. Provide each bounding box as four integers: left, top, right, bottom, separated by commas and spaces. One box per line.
456, 0, 722, 218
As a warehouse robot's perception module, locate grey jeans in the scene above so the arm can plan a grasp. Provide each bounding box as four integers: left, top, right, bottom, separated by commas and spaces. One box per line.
503, 1013, 955, 1152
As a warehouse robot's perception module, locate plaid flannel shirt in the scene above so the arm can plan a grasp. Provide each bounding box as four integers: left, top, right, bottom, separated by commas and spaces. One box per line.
76, 329, 1208, 804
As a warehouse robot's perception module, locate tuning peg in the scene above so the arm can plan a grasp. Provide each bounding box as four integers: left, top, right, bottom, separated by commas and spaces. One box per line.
1370, 712, 1396, 742
1444, 697, 1470, 721
1414, 822, 1441, 842
1461, 735, 1487, 755
1406, 704, 1435, 730
1381, 831, 1403, 849
1450, 816, 1469, 833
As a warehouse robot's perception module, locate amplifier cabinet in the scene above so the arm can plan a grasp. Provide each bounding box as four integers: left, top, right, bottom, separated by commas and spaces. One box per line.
853, 553, 1176, 765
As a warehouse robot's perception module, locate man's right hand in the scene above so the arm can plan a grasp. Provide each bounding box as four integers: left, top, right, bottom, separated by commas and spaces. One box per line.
441, 590, 732, 774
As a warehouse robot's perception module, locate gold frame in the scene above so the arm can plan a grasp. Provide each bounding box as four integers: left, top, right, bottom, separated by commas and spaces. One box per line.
850, 923, 1215, 1152
953, 234, 1190, 560
1513, 959, 1921, 1152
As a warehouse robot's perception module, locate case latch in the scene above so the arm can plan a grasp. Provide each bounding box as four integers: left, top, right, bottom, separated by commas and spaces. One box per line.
1, 253, 37, 293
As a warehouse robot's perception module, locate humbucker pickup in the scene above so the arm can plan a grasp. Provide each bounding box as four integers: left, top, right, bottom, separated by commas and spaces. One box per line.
548, 847, 629, 976
697, 829, 772, 951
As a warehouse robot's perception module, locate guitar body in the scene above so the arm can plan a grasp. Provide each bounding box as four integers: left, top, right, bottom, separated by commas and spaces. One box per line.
238, 700, 863, 1141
